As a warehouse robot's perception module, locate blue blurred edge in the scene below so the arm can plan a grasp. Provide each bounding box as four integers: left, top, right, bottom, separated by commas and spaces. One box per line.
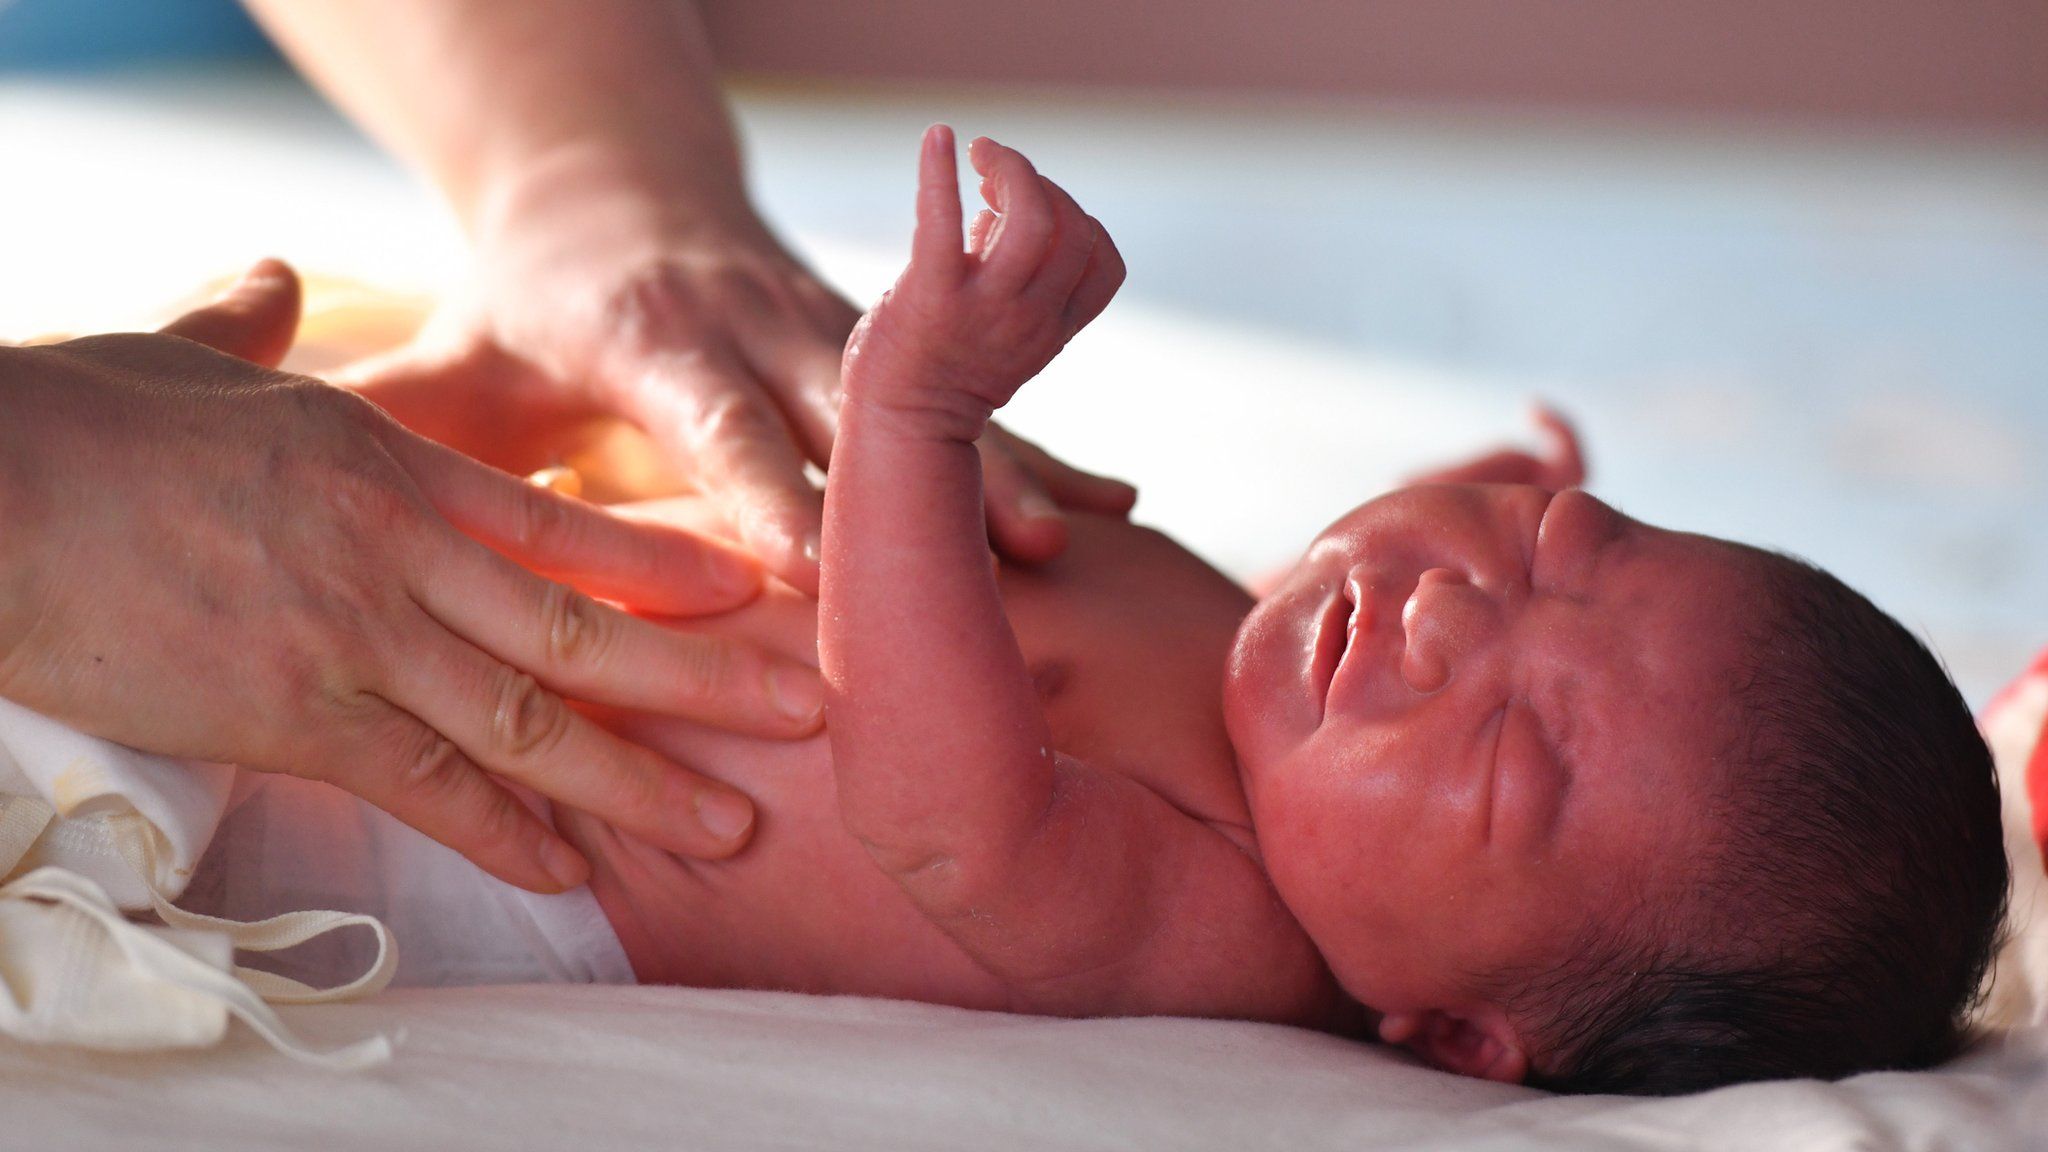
0, 0, 277, 70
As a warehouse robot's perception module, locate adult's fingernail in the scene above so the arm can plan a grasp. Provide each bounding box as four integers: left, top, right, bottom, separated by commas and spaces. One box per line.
766, 663, 824, 724
232, 258, 290, 294
695, 790, 755, 842
541, 838, 590, 890
527, 465, 583, 498
1018, 491, 1059, 522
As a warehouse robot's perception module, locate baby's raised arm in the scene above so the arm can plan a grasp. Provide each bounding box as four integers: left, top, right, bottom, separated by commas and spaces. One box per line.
819, 129, 1298, 1016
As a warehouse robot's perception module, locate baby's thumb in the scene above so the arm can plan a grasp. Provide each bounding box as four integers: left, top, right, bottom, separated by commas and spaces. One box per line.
160, 258, 303, 368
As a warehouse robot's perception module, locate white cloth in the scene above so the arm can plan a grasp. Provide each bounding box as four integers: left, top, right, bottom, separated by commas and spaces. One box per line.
0, 983, 2041, 1152
0, 697, 396, 1068
182, 771, 633, 990
0, 695, 234, 906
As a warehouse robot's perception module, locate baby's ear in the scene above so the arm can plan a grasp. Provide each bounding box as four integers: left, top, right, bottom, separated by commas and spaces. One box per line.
1377, 1007, 1530, 1085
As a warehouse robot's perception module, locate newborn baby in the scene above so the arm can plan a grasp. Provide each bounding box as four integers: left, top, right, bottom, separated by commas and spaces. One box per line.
199, 129, 2008, 1095
554, 129, 2007, 1094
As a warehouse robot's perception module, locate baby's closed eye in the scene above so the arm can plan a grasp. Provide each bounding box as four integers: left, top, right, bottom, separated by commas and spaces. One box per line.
1489, 701, 1571, 850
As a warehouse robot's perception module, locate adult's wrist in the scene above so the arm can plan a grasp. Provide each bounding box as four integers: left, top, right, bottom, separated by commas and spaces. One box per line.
467, 135, 757, 251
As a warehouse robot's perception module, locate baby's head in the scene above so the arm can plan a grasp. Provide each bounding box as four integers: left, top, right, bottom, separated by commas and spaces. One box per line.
1225, 484, 2007, 1094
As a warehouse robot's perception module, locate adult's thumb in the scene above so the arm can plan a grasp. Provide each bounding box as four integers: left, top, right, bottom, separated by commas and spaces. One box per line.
159, 258, 303, 368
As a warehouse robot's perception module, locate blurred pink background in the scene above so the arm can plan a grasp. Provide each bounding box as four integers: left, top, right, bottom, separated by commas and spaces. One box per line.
702, 0, 2048, 128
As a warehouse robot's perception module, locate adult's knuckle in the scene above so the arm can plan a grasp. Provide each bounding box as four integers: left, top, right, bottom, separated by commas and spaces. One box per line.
268, 681, 381, 775
394, 727, 469, 799
270, 591, 389, 708
539, 581, 613, 669
513, 486, 573, 550
486, 667, 572, 760
311, 454, 417, 537
271, 628, 362, 711
599, 263, 698, 352
274, 377, 369, 426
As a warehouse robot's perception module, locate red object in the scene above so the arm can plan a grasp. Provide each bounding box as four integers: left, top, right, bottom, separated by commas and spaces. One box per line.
1984, 645, 2048, 865
2030, 726, 2048, 855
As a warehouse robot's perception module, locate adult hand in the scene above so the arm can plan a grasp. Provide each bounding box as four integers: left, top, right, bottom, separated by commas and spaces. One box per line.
334, 156, 1138, 594
0, 261, 822, 892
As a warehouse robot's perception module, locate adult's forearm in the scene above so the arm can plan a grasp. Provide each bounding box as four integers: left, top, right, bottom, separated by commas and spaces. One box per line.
244, 0, 748, 231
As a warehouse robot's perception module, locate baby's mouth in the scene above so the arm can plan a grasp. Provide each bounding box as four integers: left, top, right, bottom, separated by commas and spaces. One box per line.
1310, 586, 1357, 714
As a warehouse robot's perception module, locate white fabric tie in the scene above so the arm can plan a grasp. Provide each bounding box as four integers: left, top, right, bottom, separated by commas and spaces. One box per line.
0, 703, 398, 1070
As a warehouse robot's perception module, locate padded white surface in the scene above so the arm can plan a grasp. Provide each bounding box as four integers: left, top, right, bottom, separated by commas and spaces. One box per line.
0, 984, 2036, 1152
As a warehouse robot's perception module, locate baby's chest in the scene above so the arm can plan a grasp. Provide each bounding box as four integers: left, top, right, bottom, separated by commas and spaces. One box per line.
998, 519, 1257, 827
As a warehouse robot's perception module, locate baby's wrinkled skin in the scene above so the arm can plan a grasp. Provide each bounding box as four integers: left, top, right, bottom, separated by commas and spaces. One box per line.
559, 130, 1766, 1083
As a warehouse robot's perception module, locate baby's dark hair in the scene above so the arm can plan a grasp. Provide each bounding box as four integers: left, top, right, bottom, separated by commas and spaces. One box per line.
1509, 548, 2009, 1095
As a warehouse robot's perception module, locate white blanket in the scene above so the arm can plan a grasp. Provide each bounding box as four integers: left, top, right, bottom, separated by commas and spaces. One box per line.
0, 984, 2040, 1151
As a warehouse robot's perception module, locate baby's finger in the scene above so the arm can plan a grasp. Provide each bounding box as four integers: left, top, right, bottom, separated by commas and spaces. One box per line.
979, 434, 1069, 564
1064, 218, 1127, 332
910, 125, 965, 285
1024, 175, 1099, 307
968, 209, 999, 258
1531, 405, 1588, 488
384, 617, 760, 862
318, 694, 584, 893
969, 137, 1056, 290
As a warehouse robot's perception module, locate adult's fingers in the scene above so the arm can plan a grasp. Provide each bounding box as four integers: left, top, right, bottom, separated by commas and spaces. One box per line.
405, 518, 822, 738
978, 434, 1068, 564
617, 343, 826, 595
979, 424, 1143, 563
158, 258, 303, 369
726, 281, 860, 470
377, 419, 762, 616
989, 423, 1138, 516
385, 612, 762, 862
321, 693, 586, 893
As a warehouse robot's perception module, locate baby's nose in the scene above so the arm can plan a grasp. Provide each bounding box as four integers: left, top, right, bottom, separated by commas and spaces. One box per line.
1399, 568, 1502, 694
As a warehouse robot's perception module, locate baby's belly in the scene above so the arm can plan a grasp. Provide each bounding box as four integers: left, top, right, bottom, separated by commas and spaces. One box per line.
558, 710, 1014, 1010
